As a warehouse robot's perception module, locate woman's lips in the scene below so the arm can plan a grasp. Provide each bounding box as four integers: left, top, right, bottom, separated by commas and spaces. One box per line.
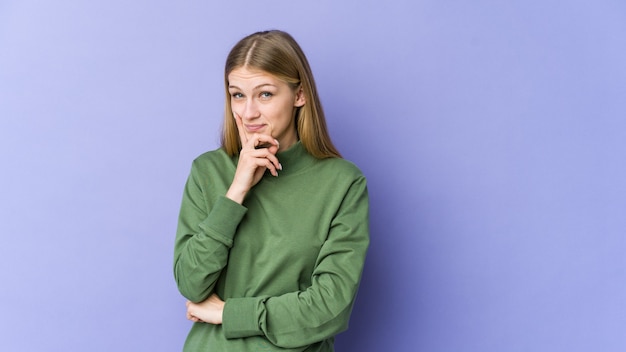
245, 124, 266, 133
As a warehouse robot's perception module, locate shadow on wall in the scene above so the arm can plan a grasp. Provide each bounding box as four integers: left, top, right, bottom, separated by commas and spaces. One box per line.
326, 99, 416, 349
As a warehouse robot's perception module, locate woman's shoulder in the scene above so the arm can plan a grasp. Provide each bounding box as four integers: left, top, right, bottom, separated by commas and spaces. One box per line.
190, 147, 234, 171
317, 156, 365, 180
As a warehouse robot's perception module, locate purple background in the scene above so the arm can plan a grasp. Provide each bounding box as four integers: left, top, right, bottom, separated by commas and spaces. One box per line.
1, 1, 625, 351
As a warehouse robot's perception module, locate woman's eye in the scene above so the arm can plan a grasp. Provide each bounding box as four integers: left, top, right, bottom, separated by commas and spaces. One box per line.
260, 92, 273, 99
231, 92, 243, 99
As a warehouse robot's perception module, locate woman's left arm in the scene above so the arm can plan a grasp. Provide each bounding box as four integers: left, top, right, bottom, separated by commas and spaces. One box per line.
217, 175, 370, 348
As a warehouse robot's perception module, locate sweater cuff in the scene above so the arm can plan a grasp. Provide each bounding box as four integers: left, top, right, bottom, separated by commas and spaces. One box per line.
223, 297, 264, 339
198, 196, 247, 247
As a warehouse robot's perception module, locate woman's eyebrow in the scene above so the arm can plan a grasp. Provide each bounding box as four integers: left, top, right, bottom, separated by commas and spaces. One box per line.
253, 83, 276, 90
228, 83, 277, 90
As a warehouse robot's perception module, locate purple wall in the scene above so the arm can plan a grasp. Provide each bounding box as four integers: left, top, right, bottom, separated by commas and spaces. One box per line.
1, 1, 625, 351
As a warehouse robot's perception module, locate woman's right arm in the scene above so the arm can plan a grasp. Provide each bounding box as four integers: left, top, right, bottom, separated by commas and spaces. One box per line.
176, 114, 279, 302
173, 162, 247, 303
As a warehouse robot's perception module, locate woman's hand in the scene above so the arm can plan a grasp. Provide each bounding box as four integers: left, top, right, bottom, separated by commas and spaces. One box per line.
226, 113, 281, 204
186, 293, 225, 324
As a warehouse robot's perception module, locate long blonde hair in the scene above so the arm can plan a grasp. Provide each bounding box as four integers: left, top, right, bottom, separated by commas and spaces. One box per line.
221, 30, 341, 159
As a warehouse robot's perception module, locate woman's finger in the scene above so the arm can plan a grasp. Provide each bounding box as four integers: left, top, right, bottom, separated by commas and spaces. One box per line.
233, 113, 248, 147
243, 148, 282, 173
251, 135, 279, 150
241, 132, 279, 152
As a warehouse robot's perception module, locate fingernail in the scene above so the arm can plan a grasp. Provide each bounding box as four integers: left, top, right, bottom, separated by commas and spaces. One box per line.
275, 139, 280, 147
279, 163, 283, 170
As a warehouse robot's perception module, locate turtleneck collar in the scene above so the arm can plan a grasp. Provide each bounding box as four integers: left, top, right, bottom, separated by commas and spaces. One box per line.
273, 141, 316, 177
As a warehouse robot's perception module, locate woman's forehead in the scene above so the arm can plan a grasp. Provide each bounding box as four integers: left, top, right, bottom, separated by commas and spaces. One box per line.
228, 67, 286, 87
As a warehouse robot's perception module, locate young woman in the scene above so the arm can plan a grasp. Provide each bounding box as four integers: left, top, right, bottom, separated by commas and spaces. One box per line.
174, 30, 369, 351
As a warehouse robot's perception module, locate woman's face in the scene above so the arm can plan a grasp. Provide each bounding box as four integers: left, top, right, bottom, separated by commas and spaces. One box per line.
228, 66, 305, 150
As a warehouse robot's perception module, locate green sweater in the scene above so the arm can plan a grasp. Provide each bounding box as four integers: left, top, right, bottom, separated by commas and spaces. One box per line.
174, 141, 369, 351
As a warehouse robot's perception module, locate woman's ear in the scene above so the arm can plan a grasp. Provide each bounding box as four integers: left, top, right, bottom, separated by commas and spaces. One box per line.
294, 86, 306, 107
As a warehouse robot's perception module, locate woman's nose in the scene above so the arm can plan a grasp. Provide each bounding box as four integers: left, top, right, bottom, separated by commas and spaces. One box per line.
242, 99, 260, 119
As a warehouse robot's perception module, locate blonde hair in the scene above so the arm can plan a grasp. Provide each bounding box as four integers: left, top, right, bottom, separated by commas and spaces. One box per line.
221, 30, 341, 159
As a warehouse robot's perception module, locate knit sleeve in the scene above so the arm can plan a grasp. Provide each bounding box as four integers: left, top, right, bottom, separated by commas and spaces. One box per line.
173, 161, 247, 303
221, 175, 370, 348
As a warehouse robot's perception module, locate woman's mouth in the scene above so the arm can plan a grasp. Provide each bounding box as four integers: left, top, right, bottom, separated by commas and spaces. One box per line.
245, 124, 266, 133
